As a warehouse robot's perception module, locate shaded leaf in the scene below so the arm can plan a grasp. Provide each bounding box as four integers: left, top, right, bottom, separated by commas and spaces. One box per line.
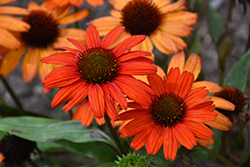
224, 48, 250, 91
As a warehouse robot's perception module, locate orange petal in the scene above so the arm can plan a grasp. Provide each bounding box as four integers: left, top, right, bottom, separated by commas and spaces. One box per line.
0, 6, 29, 15
210, 96, 235, 111
110, 9, 122, 18
0, 28, 21, 49
131, 36, 154, 60
86, 0, 103, 6
85, 25, 100, 48
176, 71, 194, 98
146, 125, 164, 155
58, 8, 91, 25
192, 81, 222, 93
73, 101, 95, 126
89, 16, 121, 36
52, 5, 72, 20
0, 0, 15, 5
173, 123, 197, 150
150, 29, 178, 55
166, 33, 187, 50
67, 38, 88, 52
88, 84, 105, 118
165, 67, 181, 93
27, 1, 40, 11
163, 11, 198, 25
196, 139, 214, 147
100, 25, 125, 49
167, 51, 185, 75
159, 0, 186, 14
109, 0, 128, 10
147, 74, 165, 96
184, 54, 201, 80
0, 152, 4, 162
163, 127, 178, 160
106, 82, 127, 109
205, 110, 232, 131
0, 44, 27, 77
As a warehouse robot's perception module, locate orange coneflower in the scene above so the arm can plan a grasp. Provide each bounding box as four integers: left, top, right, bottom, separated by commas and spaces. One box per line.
90, 0, 198, 59
44, 0, 104, 8
41, 25, 157, 121
0, 1, 90, 82
0, 0, 30, 50
118, 68, 217, 160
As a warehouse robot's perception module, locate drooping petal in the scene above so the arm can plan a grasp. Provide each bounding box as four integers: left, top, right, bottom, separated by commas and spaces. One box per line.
73, 101, 94, 126
193, 81, 222, 93
88, 84, 105, 118
163, 127, 178, 160
205, 110, 232, 131
210, 96, 235, 111
106, 82, 127, 109
146, 125, 164, 155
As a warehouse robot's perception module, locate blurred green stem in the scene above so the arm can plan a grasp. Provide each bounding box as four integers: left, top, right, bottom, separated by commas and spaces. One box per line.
0, 76, 23, 110
199, 145, 238, 167
74, 6, 79, 28
104, 114, 126, 155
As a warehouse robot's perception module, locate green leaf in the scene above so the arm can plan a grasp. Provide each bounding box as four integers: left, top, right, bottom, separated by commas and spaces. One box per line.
207, 5, 226, 44
0, 116, 114, 146
224, 48, 250, 91
56, 140, 119, 162
82, 162, 116, 167
241, 124, 250, 165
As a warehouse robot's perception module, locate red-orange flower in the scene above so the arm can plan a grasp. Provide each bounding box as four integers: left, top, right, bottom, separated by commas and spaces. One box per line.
90, 0, 198, 59
44, 0, 104, 8
41, 25, 157, 121
0, 1, 90, 82
118, 68, 217, 160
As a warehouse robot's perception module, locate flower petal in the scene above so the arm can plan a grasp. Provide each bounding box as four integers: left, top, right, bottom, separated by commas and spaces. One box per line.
85, 25, 101, 48
163, 127, 178, 160
193, 81, 222, 93
167, 51, 185, 74
210, 96, 235, 111
147, 74, 166, 96
58, 8, 91, 25
106, 82, 127, 109
146, 125, 164, 155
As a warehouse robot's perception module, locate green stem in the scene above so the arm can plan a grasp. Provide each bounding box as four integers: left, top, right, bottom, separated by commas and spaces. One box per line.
199, 145, 238, 167
74, 6, 79, 29
227, 0, 234, 22
104, 114, 126, 155
0, 76, 23, 110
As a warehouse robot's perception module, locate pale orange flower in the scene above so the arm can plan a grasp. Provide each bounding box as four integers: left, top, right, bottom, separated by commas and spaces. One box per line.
44, 0, 104, 8
90, 0, 198, 59
0, 0, 30, 50
0, 1, 90, 82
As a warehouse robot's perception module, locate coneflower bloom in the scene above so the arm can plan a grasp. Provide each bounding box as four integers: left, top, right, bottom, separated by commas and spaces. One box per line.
41, 25, 157, 121
0, 1, 90, 82
214, 86, 249, 128
118, 67, 217, 160
90, 0, 198, 59
0, 0, 30, 50
44, 0, 104, 8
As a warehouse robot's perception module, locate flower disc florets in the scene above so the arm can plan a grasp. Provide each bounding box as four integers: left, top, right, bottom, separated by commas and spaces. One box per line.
77, 47, 119, 84
151, 92, 185, 127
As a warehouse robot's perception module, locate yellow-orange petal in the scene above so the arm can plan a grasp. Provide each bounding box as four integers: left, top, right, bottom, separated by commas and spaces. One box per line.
0, 15, 30, 32
58, 8, 91, 25
90, 16, 121, 36
158, 0, 186, 14
166, 33, 187, 51
0, 0, 14, 5
167, 51, 185, 74
110, 9, 122, 18
205, 110, 232, 131
0, 44, 27, 77
109, 0, 128, 10
192, 81, 222, 93
150, 29, 178, 55
27, 1, 41, 11
210, 96, 235, 111
197, 139, 214, 147
163, 11, 198, 25
0, 28, 20, 49
131, 36, 154, 61
52, 5, 72, 20
22, 47, 39, 82
0, 6, 29, 15
184, 54, 201, 80
86, 0, 104, 6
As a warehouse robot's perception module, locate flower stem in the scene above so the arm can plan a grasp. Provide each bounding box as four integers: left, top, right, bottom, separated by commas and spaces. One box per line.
0, 76, 23, 110
199, 145, 238, 167
104, 114, 126, 155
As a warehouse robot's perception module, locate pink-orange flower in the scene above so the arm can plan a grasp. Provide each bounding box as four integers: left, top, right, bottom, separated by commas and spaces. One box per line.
118, 67, 217, 160
0, 1, 90, 82
0, 0, 30, 50
90, 0, 198, 59
44, 0, 104, 8
41, 25, 157, 121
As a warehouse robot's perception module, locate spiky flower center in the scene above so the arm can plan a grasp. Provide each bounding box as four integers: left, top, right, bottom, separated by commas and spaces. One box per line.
121, 0, 162, 35
151, 93, 185, 127
116, 153, 147, 167
77, 47, 119, 84
21, 10, 59, 48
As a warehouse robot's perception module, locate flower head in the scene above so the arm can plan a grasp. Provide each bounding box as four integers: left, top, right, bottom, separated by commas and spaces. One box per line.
90, 0, 198, 58
0, 0, 30, 50
118, 67, 217, 160
0, 1, 90, 82
44, 0, 104, 8
214, 86, 249, 128
41, 25, 157, 121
